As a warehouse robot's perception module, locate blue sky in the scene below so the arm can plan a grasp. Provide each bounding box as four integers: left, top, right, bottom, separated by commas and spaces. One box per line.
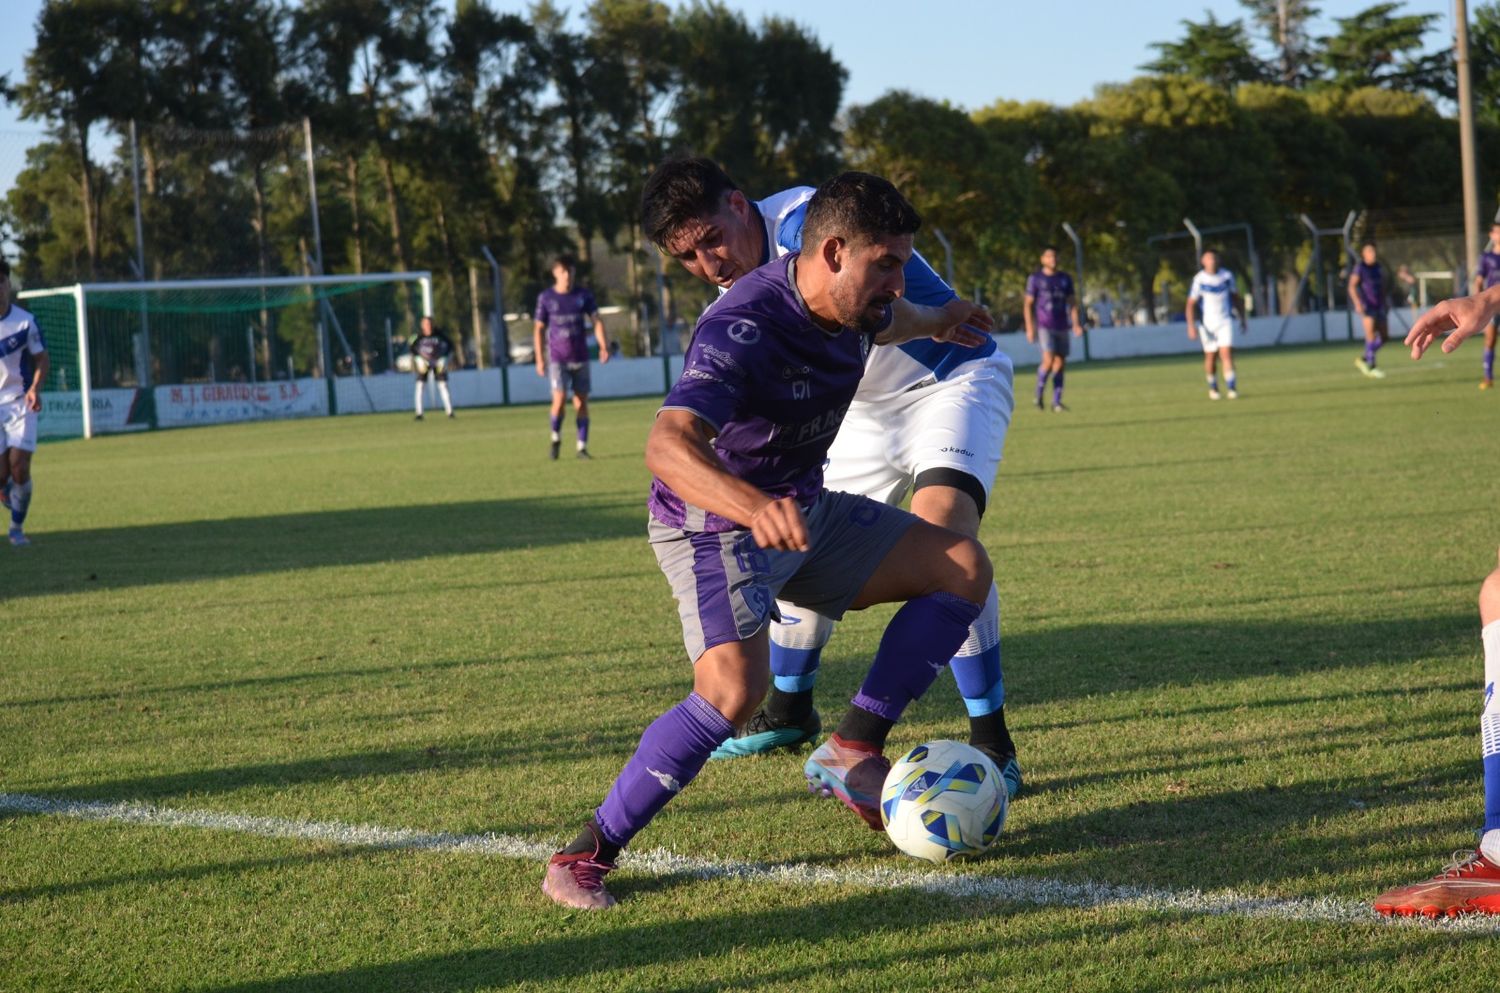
0, 0, 1456, 180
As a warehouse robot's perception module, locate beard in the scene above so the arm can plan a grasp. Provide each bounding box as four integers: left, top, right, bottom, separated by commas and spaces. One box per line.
831, 283, 896, 333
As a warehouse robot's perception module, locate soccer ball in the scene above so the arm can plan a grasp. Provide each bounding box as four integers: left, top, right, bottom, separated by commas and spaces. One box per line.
395, 353, 414, 373
880, 740, 1007, 863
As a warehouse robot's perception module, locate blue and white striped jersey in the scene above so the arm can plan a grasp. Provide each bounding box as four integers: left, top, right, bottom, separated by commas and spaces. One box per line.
0, 304, 46, 405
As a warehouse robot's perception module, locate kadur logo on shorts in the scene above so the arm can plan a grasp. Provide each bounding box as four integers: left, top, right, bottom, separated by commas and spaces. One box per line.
726, 319, 760, 345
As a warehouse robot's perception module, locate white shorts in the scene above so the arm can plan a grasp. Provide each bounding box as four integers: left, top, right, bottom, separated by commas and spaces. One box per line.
1198, 322, 1233, 353
0, 398, 37, 453
824, 357, 1012, 510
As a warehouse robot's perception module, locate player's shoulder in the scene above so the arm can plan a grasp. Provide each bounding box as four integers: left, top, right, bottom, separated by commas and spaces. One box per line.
756, 185, 815, 219
1, 303, 37, 326
694, 259, 796, 351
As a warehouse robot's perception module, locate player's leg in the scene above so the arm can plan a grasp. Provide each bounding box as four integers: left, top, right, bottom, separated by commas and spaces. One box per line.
1203, 341, 1220, 399
712, 406, 902, 760
435, 367, 453, 417
1051, 354, 1068, 411
8, 442, 35, 546
547, 363, 567, 460
1220, 346, 1237, 398
1482, 321, 1496, 389
1374, 549, 1500, 916
1034, 348, 1052, 410
544, 522, 802, 908
572, 365, 593, 458
797, 495, 992, 827
412, 372, 425, 419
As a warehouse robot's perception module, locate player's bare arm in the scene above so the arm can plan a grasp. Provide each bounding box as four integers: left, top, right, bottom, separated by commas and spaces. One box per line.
592, 315, 610, 364
877, 297, 992, 348
1406, 285, 1500, 359
645, 408, 808, 551
25, 351, 48, 412
1348, 273, 1365, 316
1186, 296, 1199, 339
1023, 293, 1037, 342
1069, 295, 1083, 337
532, 321, 547, 377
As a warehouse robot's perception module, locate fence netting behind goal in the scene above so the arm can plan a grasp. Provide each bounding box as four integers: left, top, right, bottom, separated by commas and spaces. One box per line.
23, 277, 427, 439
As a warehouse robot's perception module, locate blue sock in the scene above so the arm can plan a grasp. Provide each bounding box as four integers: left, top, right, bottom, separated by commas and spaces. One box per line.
1051, 370, 1065, 407
1483, 622, 1500, 836
851, 591, 984, 724
549, 413, 562, 439
951, 585, 1004, 717
1227, 372, 1237, 391
576, 417, 589, 447
1035, 366, 1049, 402
10, 479, 32, 528
1207, 375, 1218, 391
770, 606, 827, 693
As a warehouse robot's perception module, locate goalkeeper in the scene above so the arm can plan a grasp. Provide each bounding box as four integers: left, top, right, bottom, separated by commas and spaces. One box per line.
408, 317, 457, 420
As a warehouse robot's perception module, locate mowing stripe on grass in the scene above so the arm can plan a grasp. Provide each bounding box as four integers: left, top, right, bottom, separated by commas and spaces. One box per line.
4, 791, 1495, 931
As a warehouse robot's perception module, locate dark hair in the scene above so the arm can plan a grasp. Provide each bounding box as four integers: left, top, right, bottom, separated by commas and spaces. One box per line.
0, 258, 9, 279
802, 172, 921, 251
1041, 244, 1059, 254
552, 254, 576, 271
1202, 247, 1218, 257
641, 157, 740, 249
1361, 240, 1377, 250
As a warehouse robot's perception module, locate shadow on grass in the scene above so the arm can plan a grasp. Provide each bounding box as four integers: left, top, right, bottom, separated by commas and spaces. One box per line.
6, 493, 649, 599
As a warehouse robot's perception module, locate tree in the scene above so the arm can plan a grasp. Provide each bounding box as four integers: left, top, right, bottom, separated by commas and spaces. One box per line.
1318, 2, 1439, 93
1142, 12, 1267, 90
1472, 2, 1500, 127
1240, 0, 1321, 88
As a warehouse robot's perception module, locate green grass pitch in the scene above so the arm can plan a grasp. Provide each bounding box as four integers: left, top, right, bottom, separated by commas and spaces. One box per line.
5, 342, 1500, 991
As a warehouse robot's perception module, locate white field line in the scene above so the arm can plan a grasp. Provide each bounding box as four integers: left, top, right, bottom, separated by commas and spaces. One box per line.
4, 791, 1498, 931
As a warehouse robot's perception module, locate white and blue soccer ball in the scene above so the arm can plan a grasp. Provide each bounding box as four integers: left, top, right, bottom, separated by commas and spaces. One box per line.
880, 740, 1007, 863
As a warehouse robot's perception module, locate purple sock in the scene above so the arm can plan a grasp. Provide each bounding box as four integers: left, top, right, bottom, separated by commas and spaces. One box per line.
1035, 366, 1049, 401
577, 417, 590, 445
1052, 370, 1065, 406
549, 413, 562, 434
593, 692, 733, 848
851, 591, 984, 723
1485, 348, 1495, 381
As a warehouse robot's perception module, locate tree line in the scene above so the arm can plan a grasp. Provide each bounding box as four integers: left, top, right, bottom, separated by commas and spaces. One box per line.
3, 0, 1498, 367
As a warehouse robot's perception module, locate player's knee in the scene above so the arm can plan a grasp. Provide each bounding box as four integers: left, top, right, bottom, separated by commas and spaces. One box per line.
708, 674, 767, 727
946, 536, 992, 604
1480, 559, 1500, 626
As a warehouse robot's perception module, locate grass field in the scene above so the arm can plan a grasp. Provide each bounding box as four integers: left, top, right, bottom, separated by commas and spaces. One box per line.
5, 342, 1500, 992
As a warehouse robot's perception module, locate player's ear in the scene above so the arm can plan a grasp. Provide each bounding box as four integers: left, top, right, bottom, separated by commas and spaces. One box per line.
727, 190, 749, 222
819, 236, 844, 273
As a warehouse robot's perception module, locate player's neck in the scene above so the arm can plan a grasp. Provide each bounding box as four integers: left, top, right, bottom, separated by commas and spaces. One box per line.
1041, 266, 1056, 276
790, 257, 841, 333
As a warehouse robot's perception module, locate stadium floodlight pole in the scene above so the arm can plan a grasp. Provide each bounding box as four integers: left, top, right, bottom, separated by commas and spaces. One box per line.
931, 227, 956, 287
302, 117, 325, 275
1061, 221, 1089, 360
1457, 0, 1481, 295
480, 245, 509, 405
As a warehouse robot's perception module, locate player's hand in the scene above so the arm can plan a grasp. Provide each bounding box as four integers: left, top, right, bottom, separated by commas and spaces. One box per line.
749, 497, 809, 552
599, 347, 611, 365
535, 359, 546, 377
24, 388, 40, 413
1187, 326, 1197, 341
1025, 330, 1036, 345
1073, 324, 1084, 338
1406, 293, 1499, 359
932, 299, 993, 348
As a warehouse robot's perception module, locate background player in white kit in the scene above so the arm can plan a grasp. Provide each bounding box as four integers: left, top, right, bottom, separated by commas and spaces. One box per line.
0, 259, 48, 546
1186, 249, 1245, 400
641, 158, 1021, 796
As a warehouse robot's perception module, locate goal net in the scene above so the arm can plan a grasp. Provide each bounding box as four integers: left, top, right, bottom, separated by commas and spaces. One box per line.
20, 272, 431, 439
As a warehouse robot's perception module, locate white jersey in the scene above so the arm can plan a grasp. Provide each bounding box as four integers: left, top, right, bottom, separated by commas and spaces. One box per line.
0, 304, 46, 405
1189, 269, 1237, 330
747, 188, 1008, 403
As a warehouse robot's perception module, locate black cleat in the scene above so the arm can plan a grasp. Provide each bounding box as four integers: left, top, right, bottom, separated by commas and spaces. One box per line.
975, 744, 1023, 800
549, 440, 561, 460
414, 413, 424, 421
711, 707, 822, 759
576, 448, 592, 460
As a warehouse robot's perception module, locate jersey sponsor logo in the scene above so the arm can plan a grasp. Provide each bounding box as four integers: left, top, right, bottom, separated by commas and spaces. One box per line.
781, 364, 811, 379
940, 446, 975, 458
727, 319, 761, 345
849, 501, 882, 527
791, 380, 810, 400
790, 406, 847, 446
682, 367, 720, 382
647, 768, 683, 793
699, 344, 743, 372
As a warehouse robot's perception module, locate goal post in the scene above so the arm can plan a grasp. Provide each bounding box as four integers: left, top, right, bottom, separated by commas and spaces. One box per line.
20, 271, 432, 439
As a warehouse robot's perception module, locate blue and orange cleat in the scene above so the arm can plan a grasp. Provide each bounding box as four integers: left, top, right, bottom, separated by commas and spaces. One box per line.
711, 707, 821, 760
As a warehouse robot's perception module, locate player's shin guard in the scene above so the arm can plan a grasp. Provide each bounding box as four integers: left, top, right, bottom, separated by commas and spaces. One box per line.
767, 603, 835, 720
437, 381, 452, 415
413, 380, 425, 416
1482, 621, 1500, 860
840, 591, 984, 748
9, 479, 32, 528
593, 692, 733, 850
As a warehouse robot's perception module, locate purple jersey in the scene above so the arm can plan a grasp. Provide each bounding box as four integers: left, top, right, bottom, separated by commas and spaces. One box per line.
648, 254, 886, 533
534, 287, 597, 364
1353, 260, 1385, 314
1479, 251, 1500, 291
1026, 270, 1074, 331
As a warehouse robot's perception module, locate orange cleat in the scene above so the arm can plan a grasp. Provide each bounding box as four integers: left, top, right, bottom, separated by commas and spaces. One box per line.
1373, 850, 1500, 918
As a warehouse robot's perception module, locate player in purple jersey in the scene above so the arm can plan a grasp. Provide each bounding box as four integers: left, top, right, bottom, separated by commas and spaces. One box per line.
1349, 242, 1389, 379
1373, 286, 1500, 917
1023, 247, 1083, 411
1473, 223, 1500, 390
641, 158, 1021, 799
533, 256, 610, 459
542, 174, 996, 910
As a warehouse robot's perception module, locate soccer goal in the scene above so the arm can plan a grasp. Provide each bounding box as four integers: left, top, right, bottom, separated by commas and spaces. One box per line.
19, 271, 432, 439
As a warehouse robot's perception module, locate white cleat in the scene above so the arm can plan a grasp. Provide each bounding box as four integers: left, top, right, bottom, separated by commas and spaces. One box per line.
1227, 388, 1238, 399
1208, 389, 1221, 400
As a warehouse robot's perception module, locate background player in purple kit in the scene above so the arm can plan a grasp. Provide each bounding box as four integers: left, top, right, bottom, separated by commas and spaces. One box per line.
1023, 246, 1084, 411
533, 255, 610, 459
1474, 222, 1500, 390
541, 174, 995, 910
1350, 241, 1389, 380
